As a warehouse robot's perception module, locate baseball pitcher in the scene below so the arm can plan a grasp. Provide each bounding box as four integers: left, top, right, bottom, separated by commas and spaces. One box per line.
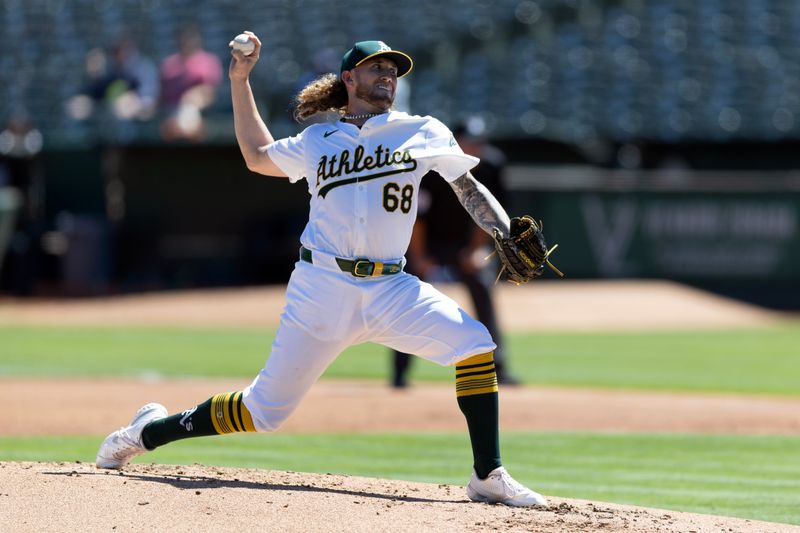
96, 32, 557, 508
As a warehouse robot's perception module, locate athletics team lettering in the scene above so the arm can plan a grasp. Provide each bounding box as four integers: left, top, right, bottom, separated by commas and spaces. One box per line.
315, 144, 417, 198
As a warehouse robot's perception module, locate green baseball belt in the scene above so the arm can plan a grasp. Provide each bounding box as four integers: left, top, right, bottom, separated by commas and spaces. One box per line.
299, 246, 403, 278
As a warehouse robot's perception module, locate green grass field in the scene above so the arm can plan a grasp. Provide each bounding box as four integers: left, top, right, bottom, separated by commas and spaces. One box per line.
2, 323, 799, 395
2, 322, 800, 525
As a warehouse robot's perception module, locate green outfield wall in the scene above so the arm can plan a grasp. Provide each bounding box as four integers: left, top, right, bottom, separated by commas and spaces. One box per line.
505, 166, 800, 297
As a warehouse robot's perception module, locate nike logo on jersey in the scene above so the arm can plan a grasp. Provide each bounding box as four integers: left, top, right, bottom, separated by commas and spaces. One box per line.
323, 129, 339, 138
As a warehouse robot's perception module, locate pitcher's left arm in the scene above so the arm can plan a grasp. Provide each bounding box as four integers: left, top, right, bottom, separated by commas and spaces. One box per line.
449, 172, 563, 282
448, 172, 510, 237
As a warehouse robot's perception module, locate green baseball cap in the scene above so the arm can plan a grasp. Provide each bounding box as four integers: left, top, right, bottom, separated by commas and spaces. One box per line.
340, 41, 413, 77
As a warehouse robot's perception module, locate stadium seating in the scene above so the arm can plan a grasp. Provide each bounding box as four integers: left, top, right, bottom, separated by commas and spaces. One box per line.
2, 0, 800, 146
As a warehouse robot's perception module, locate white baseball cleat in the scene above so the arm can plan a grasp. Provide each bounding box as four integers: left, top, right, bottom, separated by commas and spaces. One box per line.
466, 466, 549, 508
95, 402, 168, 470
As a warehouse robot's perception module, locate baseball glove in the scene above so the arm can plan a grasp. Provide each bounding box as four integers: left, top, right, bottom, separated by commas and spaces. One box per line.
492, 215, 564, 284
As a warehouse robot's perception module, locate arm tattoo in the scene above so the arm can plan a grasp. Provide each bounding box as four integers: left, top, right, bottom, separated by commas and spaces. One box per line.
449, 172, 511, 236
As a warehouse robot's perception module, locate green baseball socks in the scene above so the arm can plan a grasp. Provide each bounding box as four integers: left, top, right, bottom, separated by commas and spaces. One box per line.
140, 351, 502, 482
141, 391, 256, 449
455, 351, 502, 479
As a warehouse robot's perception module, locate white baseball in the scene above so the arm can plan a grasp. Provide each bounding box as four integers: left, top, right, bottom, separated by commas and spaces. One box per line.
232, 34, 255, 56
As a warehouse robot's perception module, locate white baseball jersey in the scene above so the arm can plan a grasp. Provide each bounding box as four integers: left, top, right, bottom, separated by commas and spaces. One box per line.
243, 112, 495, 433
267, 111, 479, 261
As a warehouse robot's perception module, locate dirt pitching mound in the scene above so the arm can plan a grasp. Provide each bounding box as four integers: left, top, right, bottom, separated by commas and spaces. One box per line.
3, 462, 796, 533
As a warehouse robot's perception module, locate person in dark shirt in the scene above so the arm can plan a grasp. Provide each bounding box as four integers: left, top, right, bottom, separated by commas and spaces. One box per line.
391, 117, 520, 387
66, 37, 159, 121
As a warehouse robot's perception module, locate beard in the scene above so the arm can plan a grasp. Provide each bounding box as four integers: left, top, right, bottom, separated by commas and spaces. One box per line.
354, 82, 394, 110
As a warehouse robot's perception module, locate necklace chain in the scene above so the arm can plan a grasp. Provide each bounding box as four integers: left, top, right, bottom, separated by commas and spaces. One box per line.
342, 112, 384, 120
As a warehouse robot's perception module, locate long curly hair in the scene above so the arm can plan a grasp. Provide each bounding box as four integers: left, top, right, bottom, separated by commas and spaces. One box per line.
293, 73, 348, 122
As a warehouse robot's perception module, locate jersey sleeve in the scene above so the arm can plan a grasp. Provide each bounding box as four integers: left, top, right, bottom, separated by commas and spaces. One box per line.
416, 118, 479, 182
266, 130, 308, 183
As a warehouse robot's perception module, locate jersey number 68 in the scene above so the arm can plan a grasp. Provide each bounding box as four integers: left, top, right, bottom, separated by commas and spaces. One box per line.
383, 183, 413, 214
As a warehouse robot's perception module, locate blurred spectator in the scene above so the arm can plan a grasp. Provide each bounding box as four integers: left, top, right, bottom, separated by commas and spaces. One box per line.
159, 26, 223, 142
0, 115, 43, 159
391, 117, 519, 387
66, 37, 159, 121
0, 114, 44, 294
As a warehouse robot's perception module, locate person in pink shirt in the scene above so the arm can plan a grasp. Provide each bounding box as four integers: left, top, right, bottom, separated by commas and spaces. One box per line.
159, 26, 223, 142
